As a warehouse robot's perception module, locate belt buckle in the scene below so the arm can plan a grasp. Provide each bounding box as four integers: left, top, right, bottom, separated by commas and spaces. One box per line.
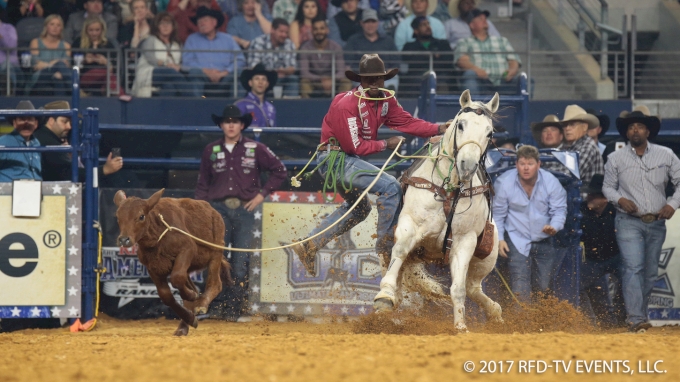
224, 198, 241, 209
641, 214, 656, 223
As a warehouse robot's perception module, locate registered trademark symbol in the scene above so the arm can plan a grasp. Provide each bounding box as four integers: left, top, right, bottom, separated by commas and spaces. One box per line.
43, 231, 62, 248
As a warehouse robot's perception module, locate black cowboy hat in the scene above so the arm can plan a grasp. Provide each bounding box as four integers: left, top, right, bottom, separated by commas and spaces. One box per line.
7, 100, 36, 124
585, 108, 610, 139
345, 54, 399, 83
331, 0, 348, 7
211, 105, 253, 129
463, 8, 490, 24
616, 105, 661, 140
581, 174, 604, 195
191, 6, 225, 28
496, 136, 519, 149
239, 63, 278, 93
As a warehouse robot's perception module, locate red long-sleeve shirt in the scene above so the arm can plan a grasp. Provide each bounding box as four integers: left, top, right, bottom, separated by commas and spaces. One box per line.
320, 87, 440, 156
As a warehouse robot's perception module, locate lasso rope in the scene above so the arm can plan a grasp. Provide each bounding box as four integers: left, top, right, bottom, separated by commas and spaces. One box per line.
157, 138, 407, 252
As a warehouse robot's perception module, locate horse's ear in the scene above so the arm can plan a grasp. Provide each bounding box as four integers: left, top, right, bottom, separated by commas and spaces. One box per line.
486, 92, 500, 114
459, 89, 472, 108
114, 190, 127, 207
146, 188, 165, 210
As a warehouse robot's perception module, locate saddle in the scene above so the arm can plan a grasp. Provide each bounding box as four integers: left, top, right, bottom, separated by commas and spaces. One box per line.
398, 138, 495, 261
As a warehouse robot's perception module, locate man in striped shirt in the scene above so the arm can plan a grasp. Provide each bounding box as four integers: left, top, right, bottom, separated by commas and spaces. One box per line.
603, 106, 680, 333
454, 9, 521, 95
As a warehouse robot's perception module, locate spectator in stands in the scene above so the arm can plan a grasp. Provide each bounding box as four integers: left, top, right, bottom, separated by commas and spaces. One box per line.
344, 9, 399, 90
0, 100, 41, 182
183, 6, 245, 97
289, 0, 319, 48
74, 15, 120, 96
495, 136, 518, 151
530, 114, 570, 175
6, 0, 44, 25
579, 174, 626, 328
272, 0, 299, 23
393, 0, 445, 51
248, 18, 299, 97
445, 0, 498, 50
64, 0, 118, 44
168, 0, 226, 43
431, 0, 449, 22
326, 0, 367, 19
235, 63, 277, 126
196, 105, 286, 320
585, 108, 609, 155
603, 106, 680, 333
455, 9, 520, 95
299, 18, 350, 98
118, 0, 153, 49
133, 11, 192, 97
327, 0, 362, 47
217, 0, 271, 19
0, 15, 20, 93
493, 145, 567, 304
41, 1, 78, 24
378, 0, 407, 37
559, 104, 604, 186
401, 15, 452, 95
26, 15, 72, 96
227, 0, 272, 49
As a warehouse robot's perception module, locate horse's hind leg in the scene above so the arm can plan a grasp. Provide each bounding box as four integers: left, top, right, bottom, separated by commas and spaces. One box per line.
373, 217, 418, 312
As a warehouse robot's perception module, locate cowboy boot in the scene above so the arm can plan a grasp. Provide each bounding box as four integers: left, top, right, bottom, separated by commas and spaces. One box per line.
291, 239, 320, 276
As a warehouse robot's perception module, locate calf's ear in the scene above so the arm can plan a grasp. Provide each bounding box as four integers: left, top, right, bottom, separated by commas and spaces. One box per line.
146, 188, 165, 210
114, 190, 127, 207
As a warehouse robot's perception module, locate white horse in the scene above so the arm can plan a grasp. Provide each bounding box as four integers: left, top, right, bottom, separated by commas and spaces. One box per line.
373, 90, 503, 332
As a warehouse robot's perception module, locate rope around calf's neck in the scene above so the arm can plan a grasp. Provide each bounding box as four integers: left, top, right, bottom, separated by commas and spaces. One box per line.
156, 138, 406, 252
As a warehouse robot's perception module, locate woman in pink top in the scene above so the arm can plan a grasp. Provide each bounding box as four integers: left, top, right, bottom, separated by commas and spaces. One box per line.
289, 0, 319, 48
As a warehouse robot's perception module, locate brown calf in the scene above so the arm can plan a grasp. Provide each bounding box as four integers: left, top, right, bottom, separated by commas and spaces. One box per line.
114, 189, 233, 336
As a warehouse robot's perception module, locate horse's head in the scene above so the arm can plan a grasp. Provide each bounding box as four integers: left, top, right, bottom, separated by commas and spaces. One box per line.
443, 89, 499, 183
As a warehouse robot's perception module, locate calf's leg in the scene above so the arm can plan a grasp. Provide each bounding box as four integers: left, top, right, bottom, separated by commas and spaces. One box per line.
169, 250, 199, 302
194, 255, 224, 315
150, 273, 198, 336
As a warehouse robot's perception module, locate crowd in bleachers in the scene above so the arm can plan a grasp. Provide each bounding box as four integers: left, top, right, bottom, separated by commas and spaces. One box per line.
0, 0, 521, 98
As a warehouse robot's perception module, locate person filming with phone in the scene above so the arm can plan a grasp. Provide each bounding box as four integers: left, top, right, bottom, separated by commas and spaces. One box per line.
33, 100, 123, 181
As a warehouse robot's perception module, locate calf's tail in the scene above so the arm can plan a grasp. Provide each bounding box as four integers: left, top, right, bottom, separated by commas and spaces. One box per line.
221, 258, 235, 286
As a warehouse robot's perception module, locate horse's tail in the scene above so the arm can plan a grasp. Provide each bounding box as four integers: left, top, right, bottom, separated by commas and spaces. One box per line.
400, 258, 451, 305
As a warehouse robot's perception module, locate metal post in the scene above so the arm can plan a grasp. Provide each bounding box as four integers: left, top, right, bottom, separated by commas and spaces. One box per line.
620, 14, 628, 97
233, 52, 238, 98
600, 2, 609, 80
71, 67, 81, 183
5, 49, 10, 96
631, 15, 636, 100
106, 51, 111, 97
527, 12, 533, 97
508, 0, 513, 18
331, 51, 336, 99
578, 18, 586, 50
81, 110, 95, 323
428, 52, 433, 72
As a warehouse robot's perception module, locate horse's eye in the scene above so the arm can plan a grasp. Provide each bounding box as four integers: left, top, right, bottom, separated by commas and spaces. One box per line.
476, 109, 484, 115
139, 214, 145, 221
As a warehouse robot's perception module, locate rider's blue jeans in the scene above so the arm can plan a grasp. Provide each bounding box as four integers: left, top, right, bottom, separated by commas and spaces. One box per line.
306, 151, 402, 256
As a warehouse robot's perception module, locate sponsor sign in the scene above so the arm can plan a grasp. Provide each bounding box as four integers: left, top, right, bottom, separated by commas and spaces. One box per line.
650, 214, 680, 324
0, 182, 82, 318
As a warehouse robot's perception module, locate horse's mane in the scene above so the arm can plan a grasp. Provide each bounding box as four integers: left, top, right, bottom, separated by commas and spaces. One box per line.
465, 100, 500, 122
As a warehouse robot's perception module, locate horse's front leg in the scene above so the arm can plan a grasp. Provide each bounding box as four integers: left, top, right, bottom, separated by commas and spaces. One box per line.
373, 216, 418, 312
450, 232, 477, 332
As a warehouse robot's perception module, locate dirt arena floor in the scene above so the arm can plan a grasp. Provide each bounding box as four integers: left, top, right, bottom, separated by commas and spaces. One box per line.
1, 309, 679, 382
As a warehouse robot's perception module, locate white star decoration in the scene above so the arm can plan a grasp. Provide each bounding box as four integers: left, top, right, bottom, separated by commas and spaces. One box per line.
251, 303, 260, 312
30, 307, 41, 317
289, 194, 298, 202
68, 204, 79, 215
270, 193, 280, 202
252, 267, 260, 275
252, 229, 261, 238
251, 285, 260, 294
10, 307, 20, 317
307, 194, 316, 202
51, 307, 62, 317
254, 211, 262, 220
52, 184, 62, 194
359, 306, 366, 314
68, 286, 78, 296
68, 225, 79, 236
68, 266, 79, 276
662, 309, 670, 318
269, 304, 277, 312
68, 185, 79, 195
68, 246, 78, 256
68, 306, 79, 316
341, 306, 349, 314
323, 305, 330, 313
287, 305, 295, 313
253, 251, 261, 257
304, 305, 312, 314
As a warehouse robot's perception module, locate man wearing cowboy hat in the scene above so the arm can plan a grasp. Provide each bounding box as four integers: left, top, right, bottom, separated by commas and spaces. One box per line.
603, 106, 680, 333
291, 53, 451, 277
530, 114, 569, 175
235, 63, 278, 127
393, 0, 446, 51
559, 104, 604, 186
585, 108, 610, 156
0, 100, 41, 182
183, 6, 246, 97
170, 0, 227, 43
444, 0, 499, 50
196, 104, 286, 320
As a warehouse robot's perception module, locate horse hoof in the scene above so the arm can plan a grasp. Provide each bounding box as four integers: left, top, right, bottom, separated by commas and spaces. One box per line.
373, 298, 394, 313
194, 306, 208, 315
